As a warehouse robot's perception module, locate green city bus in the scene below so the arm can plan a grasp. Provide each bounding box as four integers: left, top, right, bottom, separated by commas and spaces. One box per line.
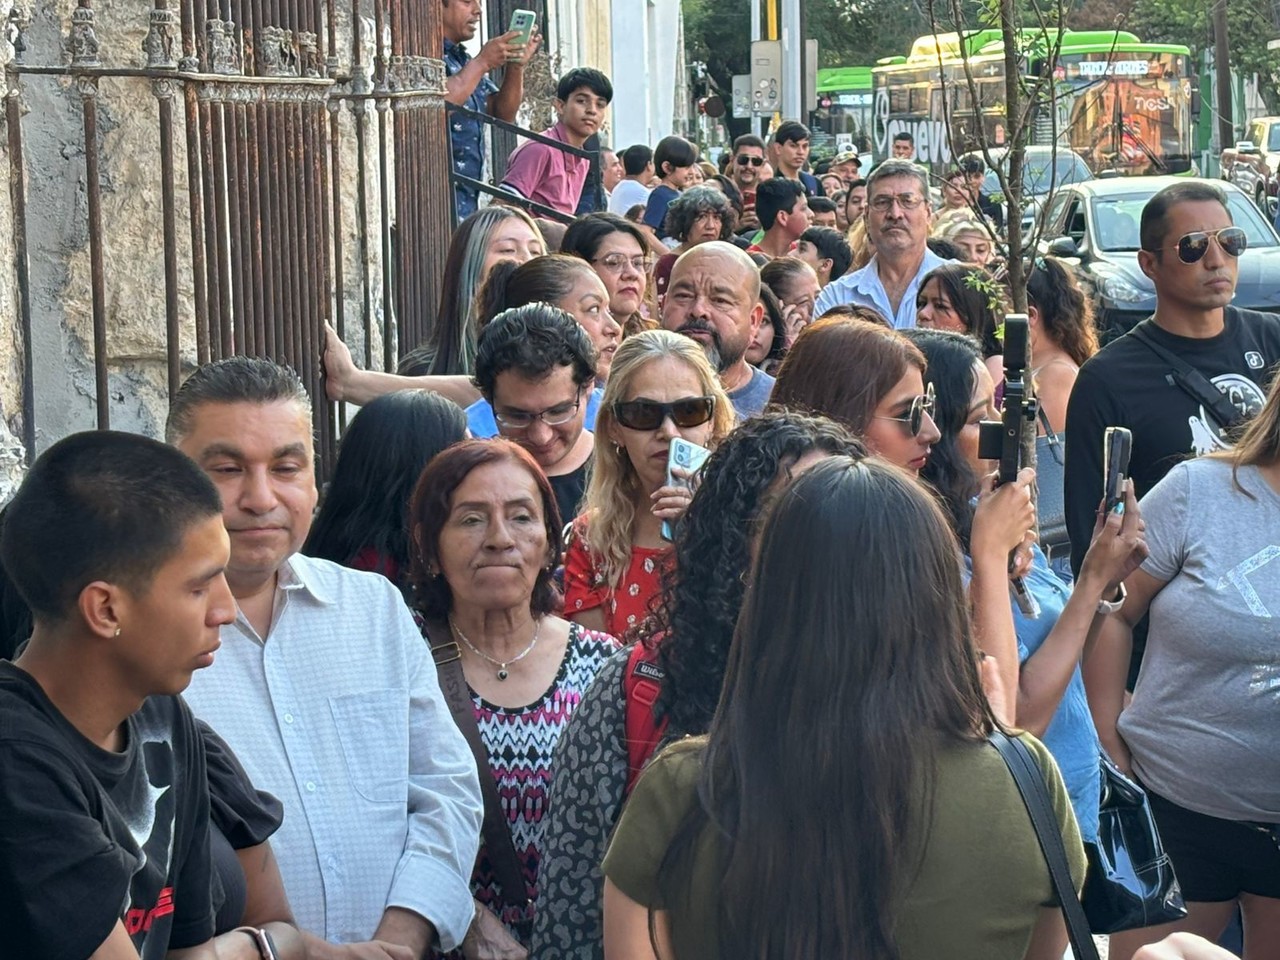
812, 67, 875, 154
868, 30, 1197, 176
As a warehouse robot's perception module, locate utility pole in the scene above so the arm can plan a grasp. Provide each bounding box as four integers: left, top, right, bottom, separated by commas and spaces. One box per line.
1213, 0, 1233, 151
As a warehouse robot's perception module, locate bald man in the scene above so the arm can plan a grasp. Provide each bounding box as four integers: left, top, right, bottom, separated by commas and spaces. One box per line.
660, 241, 774, 417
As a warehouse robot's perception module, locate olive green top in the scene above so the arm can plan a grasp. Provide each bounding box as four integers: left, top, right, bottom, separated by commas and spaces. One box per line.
602, 732, 1086, 960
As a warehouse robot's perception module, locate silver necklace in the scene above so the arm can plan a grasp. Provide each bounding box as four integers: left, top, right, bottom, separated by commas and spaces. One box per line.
449, 616, 542, 681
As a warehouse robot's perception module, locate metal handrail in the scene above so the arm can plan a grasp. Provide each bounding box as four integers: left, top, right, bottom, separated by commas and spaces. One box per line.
445, 102, 604, 223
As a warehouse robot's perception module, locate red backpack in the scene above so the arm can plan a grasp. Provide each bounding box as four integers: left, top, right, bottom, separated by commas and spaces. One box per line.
622, 642, 668, 796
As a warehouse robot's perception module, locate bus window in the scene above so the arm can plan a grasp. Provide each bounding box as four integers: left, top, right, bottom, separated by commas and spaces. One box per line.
890, 87, 910, 113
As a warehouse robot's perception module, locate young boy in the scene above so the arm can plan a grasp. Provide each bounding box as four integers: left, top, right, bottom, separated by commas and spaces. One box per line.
501, 67, 613, 216
0, 431, 290, 959
642, 134, 700, 242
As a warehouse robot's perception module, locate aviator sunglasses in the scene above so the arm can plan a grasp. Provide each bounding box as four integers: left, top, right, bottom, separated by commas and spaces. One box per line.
1145, 226, 1247, 264
872, 382, 935, 437
736, 155, 765, 167
613, 396, 716, 431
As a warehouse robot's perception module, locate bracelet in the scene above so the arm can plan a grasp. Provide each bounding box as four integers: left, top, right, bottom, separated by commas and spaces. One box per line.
234, 926, 279, 960
1096, 582, 1127, 615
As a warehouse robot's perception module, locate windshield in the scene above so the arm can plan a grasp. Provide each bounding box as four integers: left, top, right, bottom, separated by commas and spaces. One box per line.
1271, 125, 1280, 153
1090, 191, 1279, 252
982, 153, 1093, 197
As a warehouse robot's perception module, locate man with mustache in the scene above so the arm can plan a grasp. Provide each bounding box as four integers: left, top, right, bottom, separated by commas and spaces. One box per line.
170, 357, 484, 959
814, 159, 954, 328
660, 241, 775, 417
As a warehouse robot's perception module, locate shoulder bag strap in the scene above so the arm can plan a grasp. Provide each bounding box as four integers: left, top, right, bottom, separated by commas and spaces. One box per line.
428, 623, 531, 911
989, 731, 1099, 960
1129, 323, 1246, 432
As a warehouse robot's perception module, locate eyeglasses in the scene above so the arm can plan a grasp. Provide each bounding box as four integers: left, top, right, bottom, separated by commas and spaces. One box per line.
736, 155, 765, 167
494, 394, 583, 431
1144, 226, 1248, 264
613, 396, 716, 431
869, 193, 926, 213
592, 253, 653, 274
872, 382, 935, 437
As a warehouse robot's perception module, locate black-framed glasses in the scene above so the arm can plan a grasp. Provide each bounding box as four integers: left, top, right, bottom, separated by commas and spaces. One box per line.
872, 382, 935, 437
494, 393, 583, 431
613, 396, 716, 431
1144, 226, 1247, 264
736, 155, 764, 167
592, 253, 653, 274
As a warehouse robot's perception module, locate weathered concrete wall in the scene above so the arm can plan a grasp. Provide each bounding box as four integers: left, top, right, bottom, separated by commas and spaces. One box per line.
0, 0, 391, 464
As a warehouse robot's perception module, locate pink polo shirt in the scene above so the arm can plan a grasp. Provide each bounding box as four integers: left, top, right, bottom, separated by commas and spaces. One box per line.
499, 121, 589, 216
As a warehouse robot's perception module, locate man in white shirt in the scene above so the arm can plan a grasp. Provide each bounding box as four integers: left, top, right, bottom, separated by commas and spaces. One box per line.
169, 357, 482, 959
815, 159, 954, 328
607, 144, 654, 216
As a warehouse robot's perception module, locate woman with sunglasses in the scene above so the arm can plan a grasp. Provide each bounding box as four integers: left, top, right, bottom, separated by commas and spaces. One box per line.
564, 331, 734, 638
1087, 369, 1280, 960
770, 316, 942, 474
904, 329, 1149, 865
561, 213, 657, 337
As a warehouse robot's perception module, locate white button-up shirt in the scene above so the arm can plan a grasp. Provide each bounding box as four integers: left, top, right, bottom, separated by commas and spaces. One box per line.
814, 248, 955, 329
183, 554, 482, 951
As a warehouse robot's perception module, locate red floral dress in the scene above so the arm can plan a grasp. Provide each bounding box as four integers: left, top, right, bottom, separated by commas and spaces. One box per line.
563, 516, 670, 638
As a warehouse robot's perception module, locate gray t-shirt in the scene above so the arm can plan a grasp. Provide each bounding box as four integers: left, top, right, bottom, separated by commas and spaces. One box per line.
729, 365, 775, 419
1119, 459, 1280, 821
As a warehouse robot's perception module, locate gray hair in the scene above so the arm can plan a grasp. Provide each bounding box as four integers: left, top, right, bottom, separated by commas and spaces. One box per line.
166, 356, 312, 443
663, 185, 736, 243
865, 159, 930, 201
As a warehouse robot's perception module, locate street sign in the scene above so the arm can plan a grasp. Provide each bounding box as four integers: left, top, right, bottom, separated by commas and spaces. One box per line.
750, 40, 782, 115
731, 74, 752, 119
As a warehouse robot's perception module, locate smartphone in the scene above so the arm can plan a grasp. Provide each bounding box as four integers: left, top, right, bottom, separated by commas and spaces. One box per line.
1103, 427, 1133, 512
660, 438, 712, 542
508, 9, 537, 48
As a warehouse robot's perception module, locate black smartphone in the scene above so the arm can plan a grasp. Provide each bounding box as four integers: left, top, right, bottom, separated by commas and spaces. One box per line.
1103, 427, 1133, 512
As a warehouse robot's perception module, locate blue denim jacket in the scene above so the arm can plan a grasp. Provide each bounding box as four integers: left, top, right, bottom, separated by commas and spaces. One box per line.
444, 40, 499, 220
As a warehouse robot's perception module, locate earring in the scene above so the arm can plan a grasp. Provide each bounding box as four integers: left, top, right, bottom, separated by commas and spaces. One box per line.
114, 627, 121, 637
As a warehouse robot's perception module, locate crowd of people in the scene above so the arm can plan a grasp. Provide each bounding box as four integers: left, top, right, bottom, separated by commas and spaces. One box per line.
0, 28, 1277, 960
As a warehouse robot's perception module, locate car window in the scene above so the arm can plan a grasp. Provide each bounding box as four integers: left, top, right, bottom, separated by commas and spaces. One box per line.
1065, 199, 1086, 245
1270, 124, 1280, 153
1043, 191, 1071, 235
1090, 191, 1278, 252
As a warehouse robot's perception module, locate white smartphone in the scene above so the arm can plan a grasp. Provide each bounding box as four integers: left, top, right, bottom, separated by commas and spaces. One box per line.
661, 438, 712, 542
508, 9, 537, 48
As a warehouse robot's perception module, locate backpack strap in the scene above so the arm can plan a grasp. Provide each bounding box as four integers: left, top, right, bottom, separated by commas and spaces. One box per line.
426, 621, 530, 911
622, 642, 668, 797
1129, 321, 1247, 433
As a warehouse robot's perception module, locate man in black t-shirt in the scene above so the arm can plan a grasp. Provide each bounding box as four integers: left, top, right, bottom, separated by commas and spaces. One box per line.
1065, 181, 1280, 682
0, 432, 288, 959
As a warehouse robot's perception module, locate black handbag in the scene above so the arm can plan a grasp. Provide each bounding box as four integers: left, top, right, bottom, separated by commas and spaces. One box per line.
1081, 754, 1187, 933
1034, 407, 1069, 558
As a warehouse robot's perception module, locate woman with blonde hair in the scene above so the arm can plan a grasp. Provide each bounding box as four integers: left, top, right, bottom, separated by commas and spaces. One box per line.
564, 330, 734, 638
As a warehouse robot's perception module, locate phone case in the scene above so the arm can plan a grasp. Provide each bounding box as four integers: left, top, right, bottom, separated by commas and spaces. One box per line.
661, 439, 712, 541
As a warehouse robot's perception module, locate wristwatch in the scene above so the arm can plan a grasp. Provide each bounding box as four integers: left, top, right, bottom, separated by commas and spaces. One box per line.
1096, 582, 1127, 615
235, 927, 279, 960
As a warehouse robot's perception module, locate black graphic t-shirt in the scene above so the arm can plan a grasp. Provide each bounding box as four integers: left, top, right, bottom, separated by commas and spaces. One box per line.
1064, 305, 1280, 575
0, 662, 216, 959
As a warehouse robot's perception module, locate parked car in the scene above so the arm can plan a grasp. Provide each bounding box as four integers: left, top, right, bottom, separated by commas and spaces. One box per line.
1221, 118, 1280, 215
1036, 176, 1280, 342
979, 145, 1094, 236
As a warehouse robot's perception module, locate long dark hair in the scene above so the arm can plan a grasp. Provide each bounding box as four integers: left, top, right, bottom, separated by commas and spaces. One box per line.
1026, 255, 1097, 367
903, 328, 985, 549
651, 410, 865, 735
303, 391, 467, 581
474, 254, 599, 328
918, 264, 1004, 359
560, 212, 649, 262
659, 458, 995, 958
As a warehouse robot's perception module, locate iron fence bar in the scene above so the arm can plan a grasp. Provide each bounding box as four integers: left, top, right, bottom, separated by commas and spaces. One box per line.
6, 74, 34, 460
156, 81, 184, 398
445, 101, 598, 158
450, 172, 577, 223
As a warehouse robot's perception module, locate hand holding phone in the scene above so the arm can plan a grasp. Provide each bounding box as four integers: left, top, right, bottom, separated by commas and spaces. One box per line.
659, 438, 711, 542
507, 9, 537, 55
1103, 427, 1133, 513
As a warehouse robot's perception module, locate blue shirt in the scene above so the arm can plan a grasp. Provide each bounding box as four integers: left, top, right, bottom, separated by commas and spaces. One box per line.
985, 544, 1102, 842
467, 387, 604, 438
444, 40, 499, 220
729, 366, 775, 419
643, 185, 681, 239
813, 249, 955, 329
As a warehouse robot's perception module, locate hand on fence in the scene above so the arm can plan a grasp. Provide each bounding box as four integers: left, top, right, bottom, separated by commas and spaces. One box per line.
322, 323, 356, 403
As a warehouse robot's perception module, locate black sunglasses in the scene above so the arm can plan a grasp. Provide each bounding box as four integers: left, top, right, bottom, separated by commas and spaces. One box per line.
1146, 226, 1248, 264
872, 382, 935, 437
736, 155, 764, 167
613, 396, 716, 431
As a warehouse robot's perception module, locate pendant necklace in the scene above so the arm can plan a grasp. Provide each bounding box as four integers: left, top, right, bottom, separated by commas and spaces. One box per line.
449, 616, 541, 681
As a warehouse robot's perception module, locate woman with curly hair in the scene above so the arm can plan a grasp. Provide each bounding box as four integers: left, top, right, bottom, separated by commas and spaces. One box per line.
652, 186, 738, 299
1026, 255, 1098, 437
534, 411, 865, 959
563, 330, 734, 638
